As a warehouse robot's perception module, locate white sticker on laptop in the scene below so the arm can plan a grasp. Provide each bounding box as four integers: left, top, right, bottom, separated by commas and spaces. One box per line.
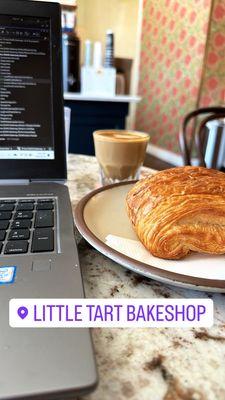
0, 266, 17, 285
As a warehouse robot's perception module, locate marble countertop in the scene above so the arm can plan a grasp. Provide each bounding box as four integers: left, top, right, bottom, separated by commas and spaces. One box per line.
67, 154, 225, 400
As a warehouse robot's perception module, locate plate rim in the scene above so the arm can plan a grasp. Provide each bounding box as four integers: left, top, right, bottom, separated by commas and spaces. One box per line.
74, 181, 225, 291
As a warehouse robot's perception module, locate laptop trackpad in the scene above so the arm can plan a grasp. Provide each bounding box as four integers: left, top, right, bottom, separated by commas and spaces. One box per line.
32, 260, 51, 272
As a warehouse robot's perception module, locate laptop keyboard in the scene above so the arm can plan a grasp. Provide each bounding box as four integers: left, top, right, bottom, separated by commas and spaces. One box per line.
0, 198, 56, 255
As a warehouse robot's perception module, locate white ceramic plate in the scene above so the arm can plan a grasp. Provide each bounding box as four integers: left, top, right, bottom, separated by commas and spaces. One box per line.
75, 182, 225, 292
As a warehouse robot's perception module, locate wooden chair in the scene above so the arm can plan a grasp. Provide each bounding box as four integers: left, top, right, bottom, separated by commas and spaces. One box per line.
179, 107, 225, 167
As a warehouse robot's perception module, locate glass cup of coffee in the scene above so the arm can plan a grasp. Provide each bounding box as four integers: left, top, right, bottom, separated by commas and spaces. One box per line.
93, 130, 150, 186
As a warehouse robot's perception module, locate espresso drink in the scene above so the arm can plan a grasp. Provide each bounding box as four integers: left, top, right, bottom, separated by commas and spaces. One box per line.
93, 130, 149, 185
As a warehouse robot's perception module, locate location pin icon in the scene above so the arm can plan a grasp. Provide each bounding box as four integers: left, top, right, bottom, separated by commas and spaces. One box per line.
17, 306, 28, 320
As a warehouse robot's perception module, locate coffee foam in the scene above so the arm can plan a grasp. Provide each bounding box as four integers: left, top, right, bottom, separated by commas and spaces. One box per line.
94, 130, 149, 142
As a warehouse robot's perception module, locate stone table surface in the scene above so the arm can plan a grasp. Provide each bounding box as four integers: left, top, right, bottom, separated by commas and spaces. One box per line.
67, 154, 225, 400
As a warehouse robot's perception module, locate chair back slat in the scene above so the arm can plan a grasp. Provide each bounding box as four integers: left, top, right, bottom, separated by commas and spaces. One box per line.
179, 107, 225, 167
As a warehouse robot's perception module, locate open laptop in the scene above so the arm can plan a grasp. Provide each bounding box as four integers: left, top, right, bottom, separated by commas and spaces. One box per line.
0, 0, 97, 398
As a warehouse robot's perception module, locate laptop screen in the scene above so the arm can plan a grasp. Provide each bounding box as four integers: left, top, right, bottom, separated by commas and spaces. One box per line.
0, 14, 54, 160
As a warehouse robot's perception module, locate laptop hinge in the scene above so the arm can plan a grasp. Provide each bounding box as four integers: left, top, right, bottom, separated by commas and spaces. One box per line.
0, 180, 30, 185
0, 179, 66, 185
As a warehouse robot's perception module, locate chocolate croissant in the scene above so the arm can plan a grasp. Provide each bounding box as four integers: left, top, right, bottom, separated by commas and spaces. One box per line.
126, 166, 225, 260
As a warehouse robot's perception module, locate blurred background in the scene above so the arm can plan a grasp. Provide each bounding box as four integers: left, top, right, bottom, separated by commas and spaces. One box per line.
37, 0, 225, 169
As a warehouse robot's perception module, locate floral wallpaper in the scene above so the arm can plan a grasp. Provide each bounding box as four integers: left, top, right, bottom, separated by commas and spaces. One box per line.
135, 0, 212, 153
199, 0, 225, 106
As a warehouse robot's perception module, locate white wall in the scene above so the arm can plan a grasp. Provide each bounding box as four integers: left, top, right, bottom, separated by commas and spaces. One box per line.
77, 0, 139, 62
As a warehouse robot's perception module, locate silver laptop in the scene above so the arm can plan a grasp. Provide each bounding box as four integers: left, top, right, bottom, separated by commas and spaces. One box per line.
0, 1, 97, 398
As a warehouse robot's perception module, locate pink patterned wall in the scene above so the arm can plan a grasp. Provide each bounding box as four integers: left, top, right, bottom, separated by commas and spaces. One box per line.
135, 0, 211, 153
200, 0, 225, 106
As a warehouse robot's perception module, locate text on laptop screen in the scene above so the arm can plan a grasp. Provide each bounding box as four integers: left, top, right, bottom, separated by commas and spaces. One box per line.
0, 15, 54, 160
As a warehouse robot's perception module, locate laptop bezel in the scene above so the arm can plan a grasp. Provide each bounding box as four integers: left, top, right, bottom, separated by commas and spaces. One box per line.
0, 0, 67, 180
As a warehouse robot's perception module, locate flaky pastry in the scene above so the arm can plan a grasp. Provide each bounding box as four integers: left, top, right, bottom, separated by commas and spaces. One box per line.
126, 166, 225, 260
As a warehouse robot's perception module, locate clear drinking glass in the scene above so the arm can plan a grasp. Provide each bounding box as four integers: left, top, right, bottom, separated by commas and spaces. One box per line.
93, 130, 150, 186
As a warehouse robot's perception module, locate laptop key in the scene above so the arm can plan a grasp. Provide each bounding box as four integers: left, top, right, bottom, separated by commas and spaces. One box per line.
35, 210, 54, 228
4, 241, 28, 254
37, 199, 54, 203
0, 203, 15, 211
15, 211, 33, 220
0, 212, 12, 220
9, 229, 30, 241
18, 199, 35, 204
36, 202, 54, 210
0, 242, 2, 253
0, 230, 6, 241
0, 221, 9, 230
16, 203, 34, 211
0, 200, 16, 204
11, 219, 31, 229
32, 228, 54, 252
